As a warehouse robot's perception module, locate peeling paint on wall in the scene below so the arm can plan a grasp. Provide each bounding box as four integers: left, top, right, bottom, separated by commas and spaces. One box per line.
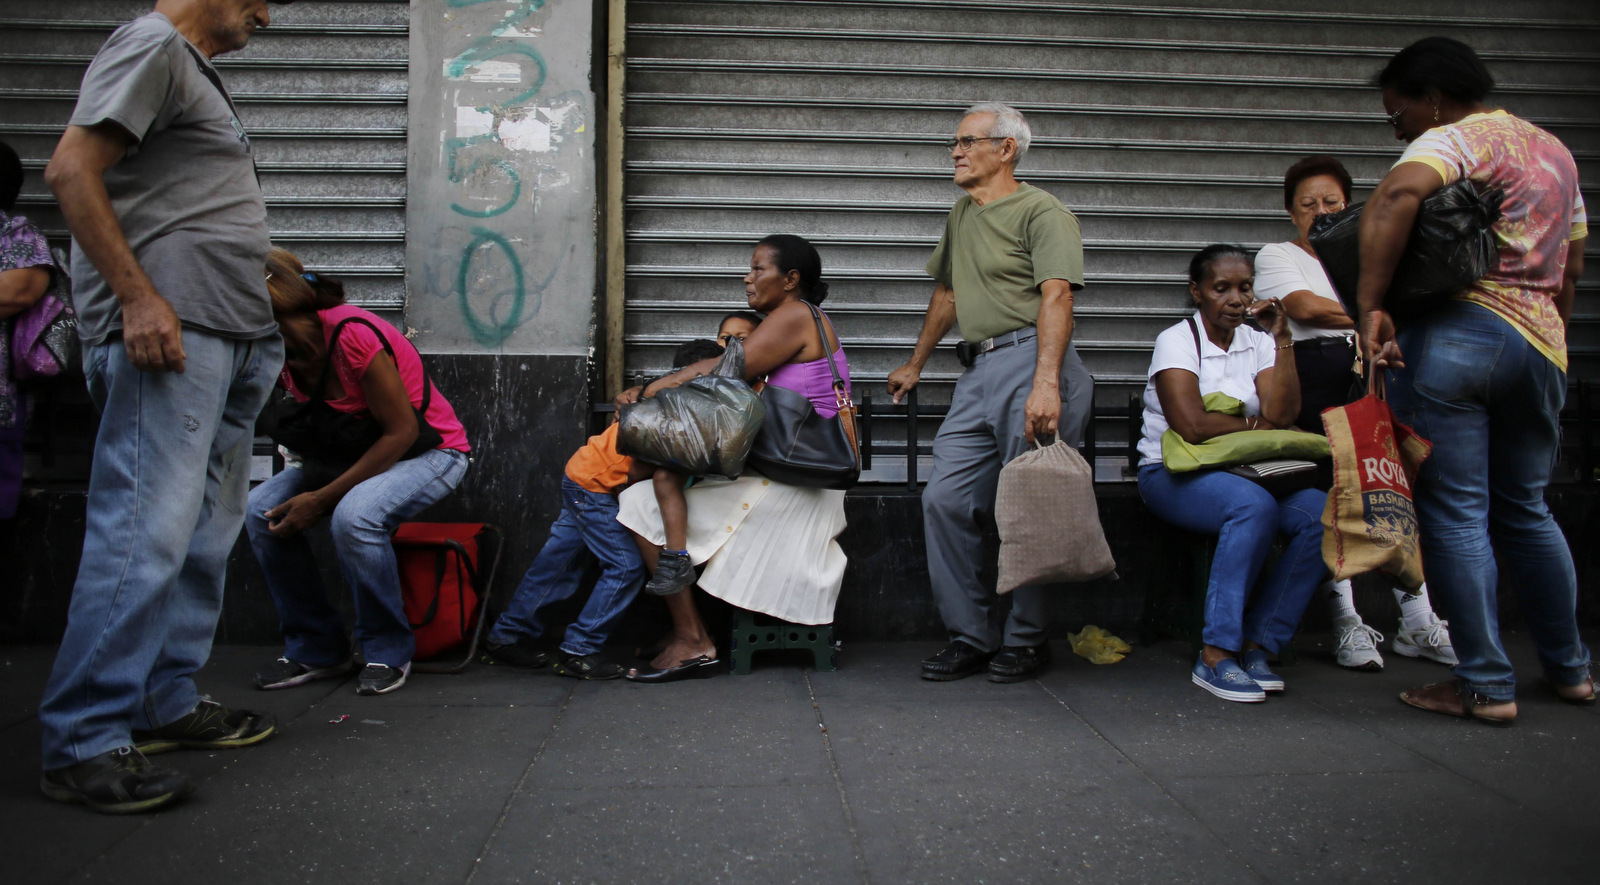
407, 0, 597, 356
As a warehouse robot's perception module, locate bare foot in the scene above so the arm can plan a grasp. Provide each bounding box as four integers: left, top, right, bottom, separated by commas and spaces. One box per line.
634, 630, 676, 661
1554, 675, 1596, 703
646, 638, 716, 671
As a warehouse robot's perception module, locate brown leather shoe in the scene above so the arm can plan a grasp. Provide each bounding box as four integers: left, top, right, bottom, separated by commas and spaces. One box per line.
1399, 680, 1516, 728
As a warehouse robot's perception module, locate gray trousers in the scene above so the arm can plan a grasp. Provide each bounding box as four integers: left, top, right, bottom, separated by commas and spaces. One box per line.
923, 338, 1094, 651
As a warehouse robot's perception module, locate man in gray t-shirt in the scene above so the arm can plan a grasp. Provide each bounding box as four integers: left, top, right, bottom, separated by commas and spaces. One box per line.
37, 0, 292, 816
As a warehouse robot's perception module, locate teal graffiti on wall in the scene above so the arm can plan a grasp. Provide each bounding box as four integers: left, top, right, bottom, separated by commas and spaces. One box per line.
443, 0, 551, 348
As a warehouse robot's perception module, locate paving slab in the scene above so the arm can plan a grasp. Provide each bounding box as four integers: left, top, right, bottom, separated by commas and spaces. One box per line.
75, 703, 563, 884
1165, 769, 1592, 884
1036, 641, 1441, 779
818, 688, 1260, 883
2, 634, 1595, 885
535, 678, 834, 790
476, 784, 860, 884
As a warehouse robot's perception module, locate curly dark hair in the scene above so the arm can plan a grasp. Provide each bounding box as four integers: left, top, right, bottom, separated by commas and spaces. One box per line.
1376, 37, 1495, 104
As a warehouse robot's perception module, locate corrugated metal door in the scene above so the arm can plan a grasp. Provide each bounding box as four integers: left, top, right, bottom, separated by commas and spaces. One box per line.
621, 0, 1599, 479
0, 0, 410, 324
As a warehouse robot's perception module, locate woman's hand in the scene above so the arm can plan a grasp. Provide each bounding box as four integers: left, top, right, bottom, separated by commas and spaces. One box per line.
1362, 308, 1404, 370
1247, 297, 1292, 345
264, 491, 328, 537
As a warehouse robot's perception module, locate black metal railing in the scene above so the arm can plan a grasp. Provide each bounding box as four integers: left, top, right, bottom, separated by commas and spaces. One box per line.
596, 377, 1600, 490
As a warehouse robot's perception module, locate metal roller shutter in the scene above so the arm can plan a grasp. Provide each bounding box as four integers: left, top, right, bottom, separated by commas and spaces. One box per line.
621, 0, 1600, 479
0, 0, 410, 323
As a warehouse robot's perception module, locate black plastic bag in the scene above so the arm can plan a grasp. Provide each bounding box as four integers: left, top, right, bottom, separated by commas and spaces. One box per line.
616, 338, 766, 479
1309, 179, 1503, 323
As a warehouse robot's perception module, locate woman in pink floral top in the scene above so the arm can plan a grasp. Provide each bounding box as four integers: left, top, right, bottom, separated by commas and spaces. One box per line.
0, 140, 57, 518
1357, 38, 1592, 724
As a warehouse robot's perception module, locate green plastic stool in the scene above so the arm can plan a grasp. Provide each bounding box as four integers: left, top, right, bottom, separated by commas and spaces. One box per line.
729, 609, 838, 675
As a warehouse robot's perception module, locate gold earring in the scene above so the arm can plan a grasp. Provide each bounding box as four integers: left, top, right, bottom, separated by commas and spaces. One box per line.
1433, 105, 1440, 123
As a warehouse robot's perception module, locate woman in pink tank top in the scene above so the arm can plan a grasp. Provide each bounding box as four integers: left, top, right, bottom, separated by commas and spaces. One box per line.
244, 249, 471, 697
618, 235, 852, 681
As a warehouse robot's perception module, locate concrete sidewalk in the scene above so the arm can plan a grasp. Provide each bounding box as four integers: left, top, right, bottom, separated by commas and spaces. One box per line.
3, 632, 1595, 884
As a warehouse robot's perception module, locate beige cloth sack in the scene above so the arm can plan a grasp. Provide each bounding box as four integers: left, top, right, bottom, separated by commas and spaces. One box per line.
995, 440, 1117, 594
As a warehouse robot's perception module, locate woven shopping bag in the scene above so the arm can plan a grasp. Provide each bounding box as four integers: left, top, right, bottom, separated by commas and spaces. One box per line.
995, 439, 1117, 594
1319, 375, 1432, 590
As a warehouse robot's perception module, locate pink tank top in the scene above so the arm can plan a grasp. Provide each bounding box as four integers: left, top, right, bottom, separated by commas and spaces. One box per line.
765, 345, 852, 418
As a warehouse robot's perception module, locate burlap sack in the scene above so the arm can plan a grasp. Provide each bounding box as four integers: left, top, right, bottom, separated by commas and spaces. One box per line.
1320, 386, 1432, 590
995, 440, 1117, 594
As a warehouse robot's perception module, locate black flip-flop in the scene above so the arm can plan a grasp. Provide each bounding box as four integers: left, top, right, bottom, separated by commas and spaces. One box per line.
625, 655, 721, 683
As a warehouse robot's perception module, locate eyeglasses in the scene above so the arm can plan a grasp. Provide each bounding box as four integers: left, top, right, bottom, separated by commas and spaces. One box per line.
1384, 104, 1410, 128
943, 135, 1006, 151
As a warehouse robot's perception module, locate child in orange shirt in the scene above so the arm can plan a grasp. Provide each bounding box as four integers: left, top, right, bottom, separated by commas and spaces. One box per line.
483, 339, 726, 678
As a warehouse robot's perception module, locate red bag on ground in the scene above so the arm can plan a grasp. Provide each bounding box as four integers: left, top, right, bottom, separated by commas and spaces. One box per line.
393, 523, 482, 660
1319, 376, 1432, 590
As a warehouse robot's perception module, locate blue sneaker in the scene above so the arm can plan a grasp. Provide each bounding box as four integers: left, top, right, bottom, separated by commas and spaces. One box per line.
1192, 656, 1266, 703
1240, 649, 1285, 692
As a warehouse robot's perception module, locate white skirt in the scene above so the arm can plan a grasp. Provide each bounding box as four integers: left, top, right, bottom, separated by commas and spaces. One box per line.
615, 473, 847, 625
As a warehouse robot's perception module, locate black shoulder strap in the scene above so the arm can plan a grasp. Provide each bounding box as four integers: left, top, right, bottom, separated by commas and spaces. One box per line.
803, 301, 848, 394
183, 42, 260, 188
1187, 316, 1203, 363
315, 316, 434, 414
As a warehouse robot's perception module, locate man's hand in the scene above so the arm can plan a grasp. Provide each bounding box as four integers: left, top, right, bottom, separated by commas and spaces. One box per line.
1023, 382, 1060, 445
886, 362, 922, 405
121, 292, 186, 373
1362, 309, 1403, 371
265, 491, 328, 538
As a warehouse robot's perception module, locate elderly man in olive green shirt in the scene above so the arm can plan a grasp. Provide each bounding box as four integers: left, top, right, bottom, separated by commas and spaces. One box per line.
887, 101, 1094, 683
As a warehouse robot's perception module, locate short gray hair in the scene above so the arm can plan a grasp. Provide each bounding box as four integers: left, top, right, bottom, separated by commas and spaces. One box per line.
963, 101, 1031, 166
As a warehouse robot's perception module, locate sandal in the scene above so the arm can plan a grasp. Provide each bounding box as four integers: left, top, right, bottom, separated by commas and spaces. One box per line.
1552, 675, 1597, 705
1399, 680, 1516, 728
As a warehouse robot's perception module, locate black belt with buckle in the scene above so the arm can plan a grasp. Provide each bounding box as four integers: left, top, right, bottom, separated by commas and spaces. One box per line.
1292, 336, 1357, 352
956, 327, 1039, 368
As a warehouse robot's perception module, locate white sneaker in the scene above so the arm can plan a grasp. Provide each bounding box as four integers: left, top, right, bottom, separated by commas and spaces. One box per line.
1333, 617, 1384, 671
1393, 616, 1459, 666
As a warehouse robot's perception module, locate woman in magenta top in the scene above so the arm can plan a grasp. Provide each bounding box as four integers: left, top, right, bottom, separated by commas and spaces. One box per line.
246, 248, 470, 697
615, 234, 852, 681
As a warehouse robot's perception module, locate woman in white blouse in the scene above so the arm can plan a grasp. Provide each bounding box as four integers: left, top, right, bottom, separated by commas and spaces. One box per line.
1137, 245, 1327, 703
1254, 155, 1455, 673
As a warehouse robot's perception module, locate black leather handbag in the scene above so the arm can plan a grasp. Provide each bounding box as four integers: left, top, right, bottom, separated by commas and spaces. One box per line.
270, 316, 443, 473
1309, 178, 1504, 323
743, 303, 861, 490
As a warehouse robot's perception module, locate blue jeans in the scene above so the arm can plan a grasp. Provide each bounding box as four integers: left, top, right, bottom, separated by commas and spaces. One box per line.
245, 448, 469, 669
38, 330, 282, 770
1139, 464, 1328, 653
487, 477, 646, 656
1388, 301, 1590, 700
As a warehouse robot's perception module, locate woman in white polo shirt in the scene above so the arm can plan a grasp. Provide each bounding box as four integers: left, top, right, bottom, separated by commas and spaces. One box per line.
1254, 155, 1456, 674
1138, 245, 1328, 703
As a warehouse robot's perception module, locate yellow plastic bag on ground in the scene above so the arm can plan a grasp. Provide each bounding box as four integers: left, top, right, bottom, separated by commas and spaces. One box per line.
1068, 625, 1132, 665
